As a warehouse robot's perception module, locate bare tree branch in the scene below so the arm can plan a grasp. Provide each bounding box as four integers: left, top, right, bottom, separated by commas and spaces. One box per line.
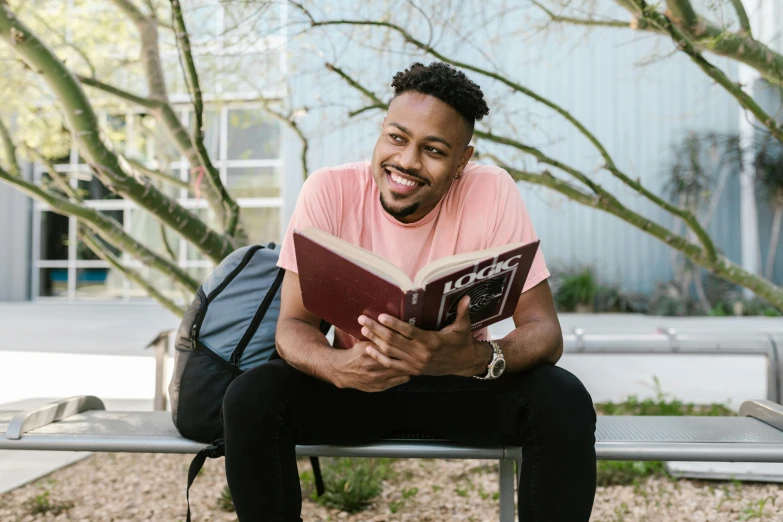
729, 0, 752, 36
169, 0, 241, 237
23, 145, 80, 200
107, 0, 237, 237
305, 13, 718, 261
613, 0, 783, 87
159, 222, 178, 262
77, 74, 163, 109
0, 162, 200, 291
488, 157, 783, 308
109, 0, 168, 101
0, 118, 20, 177
123, 156, 190, 190
0, 2, 235, 262
634, 2, 783, 145
530, 0, 638, 30
25, 8, 97, 76
319, 55, 783, 304
80, 227, 186, 317
261, 101, 310, 181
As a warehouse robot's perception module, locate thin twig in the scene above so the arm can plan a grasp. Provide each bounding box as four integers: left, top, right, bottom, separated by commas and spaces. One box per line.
80, 227, 186, 317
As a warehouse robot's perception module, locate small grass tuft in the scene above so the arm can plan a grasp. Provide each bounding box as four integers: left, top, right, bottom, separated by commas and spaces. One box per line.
217, 485, 235, 512
310, 458, 393, 513
23, 490, 74, 516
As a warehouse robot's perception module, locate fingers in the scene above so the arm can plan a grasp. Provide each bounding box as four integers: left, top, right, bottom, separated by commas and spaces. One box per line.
359, 316, 413, 359
377, 314, 417, 339
365, 344, 411, 373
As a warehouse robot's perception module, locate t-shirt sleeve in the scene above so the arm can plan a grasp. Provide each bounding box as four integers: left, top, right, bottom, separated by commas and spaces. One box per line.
487, 171, 550, 293
277, 169, 339, 274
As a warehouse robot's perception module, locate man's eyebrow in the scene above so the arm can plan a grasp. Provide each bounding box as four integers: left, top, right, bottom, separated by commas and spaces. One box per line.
389, 122, 453, 150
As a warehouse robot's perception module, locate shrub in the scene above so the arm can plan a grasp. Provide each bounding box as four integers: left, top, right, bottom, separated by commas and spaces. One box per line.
300, 457, 393, 513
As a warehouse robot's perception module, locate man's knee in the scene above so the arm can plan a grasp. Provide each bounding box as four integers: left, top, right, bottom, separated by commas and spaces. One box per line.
222, 359, 301, 422
512, 364, 596, 443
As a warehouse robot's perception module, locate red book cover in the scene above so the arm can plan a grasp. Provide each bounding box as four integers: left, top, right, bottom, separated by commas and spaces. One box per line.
294, 228, 540, 341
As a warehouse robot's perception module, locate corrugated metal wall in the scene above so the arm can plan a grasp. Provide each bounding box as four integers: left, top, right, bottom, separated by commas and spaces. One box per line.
283, 2, 747, 293
0, 164, 31, 301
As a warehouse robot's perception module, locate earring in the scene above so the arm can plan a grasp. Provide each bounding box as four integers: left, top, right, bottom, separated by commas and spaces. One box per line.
454, 174, 461, 180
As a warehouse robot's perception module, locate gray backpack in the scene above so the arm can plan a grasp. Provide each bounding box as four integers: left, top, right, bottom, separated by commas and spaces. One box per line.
169, 243, 326, 520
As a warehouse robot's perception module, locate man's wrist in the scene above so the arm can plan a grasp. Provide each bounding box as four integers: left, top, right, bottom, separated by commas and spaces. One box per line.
467, 339, 494, 377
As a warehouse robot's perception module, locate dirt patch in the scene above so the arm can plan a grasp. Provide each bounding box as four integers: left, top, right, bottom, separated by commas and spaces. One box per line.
1, 453, 782, 521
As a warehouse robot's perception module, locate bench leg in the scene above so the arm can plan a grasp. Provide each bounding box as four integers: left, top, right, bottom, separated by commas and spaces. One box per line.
499, 459, 516, 522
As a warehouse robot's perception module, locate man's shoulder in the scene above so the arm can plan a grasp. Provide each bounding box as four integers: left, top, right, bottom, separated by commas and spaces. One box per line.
462, 162, 513, 185
308, 161, 371, 187
454, 162, 517, 202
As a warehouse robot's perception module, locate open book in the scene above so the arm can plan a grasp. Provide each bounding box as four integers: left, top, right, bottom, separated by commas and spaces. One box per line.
293, 227, 540, 340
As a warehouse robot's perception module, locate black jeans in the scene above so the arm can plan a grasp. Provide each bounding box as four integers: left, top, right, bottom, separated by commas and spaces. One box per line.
222, 358, 597, 521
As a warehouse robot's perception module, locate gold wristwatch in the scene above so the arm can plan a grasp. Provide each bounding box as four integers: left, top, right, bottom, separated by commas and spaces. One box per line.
474, 340, 506, 380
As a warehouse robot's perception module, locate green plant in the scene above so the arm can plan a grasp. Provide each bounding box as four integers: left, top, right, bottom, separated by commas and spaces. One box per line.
217, 485, 235, 512
23, 490, 74, 516
739, 496, 775, 520
595, 285, 649, 314
310, 458, 393, 513
554, 267, 598, 312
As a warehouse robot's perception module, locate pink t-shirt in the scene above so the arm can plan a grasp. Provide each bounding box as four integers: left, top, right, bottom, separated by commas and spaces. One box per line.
278, 161, 550, 349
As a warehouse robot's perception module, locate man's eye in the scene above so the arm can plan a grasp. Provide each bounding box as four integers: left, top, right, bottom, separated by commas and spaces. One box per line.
390, 134, 404, 142
426, 147, 443, 155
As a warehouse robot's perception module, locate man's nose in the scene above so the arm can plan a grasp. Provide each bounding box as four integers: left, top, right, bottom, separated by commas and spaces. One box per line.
396, 144, 422, 173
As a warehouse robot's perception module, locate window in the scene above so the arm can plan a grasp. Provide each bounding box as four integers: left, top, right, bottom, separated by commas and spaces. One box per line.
33, 102, 285, 301
31, 0, 288, 302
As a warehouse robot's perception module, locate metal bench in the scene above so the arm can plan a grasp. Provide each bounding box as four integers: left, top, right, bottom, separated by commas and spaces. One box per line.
4, 396, 783, 521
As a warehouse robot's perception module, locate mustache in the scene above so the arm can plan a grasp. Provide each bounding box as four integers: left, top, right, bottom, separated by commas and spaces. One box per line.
382, 162, 429, 185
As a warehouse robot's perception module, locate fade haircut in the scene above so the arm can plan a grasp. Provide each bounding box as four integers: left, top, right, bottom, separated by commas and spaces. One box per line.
390, 62, 489, 141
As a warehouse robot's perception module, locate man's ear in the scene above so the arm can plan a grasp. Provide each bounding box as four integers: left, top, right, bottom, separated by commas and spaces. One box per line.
456, 145, 474, 177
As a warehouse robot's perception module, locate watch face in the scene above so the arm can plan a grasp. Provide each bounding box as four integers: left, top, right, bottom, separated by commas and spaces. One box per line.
491, 359, 506, 378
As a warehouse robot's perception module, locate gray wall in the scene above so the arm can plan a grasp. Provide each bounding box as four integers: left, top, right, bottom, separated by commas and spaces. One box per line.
0, 164, 31, 301
282, 1, 745, 293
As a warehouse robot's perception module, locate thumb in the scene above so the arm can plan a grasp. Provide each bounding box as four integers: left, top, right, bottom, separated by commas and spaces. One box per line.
452, 295, 473, 330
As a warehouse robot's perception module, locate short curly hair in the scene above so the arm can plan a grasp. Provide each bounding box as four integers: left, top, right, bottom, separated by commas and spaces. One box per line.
391, 62, 489, 134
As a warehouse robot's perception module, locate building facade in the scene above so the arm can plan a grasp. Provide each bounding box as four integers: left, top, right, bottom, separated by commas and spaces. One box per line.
0, 0, 781, 303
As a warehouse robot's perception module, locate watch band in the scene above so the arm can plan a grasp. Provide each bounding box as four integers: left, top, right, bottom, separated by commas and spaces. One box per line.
474, 340, 505, 380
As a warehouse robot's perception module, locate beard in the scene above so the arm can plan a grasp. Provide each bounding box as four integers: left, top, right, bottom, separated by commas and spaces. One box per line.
380, 191, 419, 220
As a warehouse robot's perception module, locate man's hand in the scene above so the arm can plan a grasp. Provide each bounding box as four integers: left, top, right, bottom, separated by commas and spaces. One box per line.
331, 340, 411, 392
358, 296, 491, 377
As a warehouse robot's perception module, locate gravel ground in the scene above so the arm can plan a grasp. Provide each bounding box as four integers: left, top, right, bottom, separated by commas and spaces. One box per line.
1, 453, 783, 521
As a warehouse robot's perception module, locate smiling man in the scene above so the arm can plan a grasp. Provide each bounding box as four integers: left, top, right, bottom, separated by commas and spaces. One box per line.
222, 62, 597, 521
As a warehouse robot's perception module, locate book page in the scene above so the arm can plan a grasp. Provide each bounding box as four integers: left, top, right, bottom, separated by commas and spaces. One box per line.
296, 228, 414, 290
413, 242, 524, 288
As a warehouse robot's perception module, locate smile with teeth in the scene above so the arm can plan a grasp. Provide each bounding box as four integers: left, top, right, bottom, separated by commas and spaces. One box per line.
388, 170, 422, 187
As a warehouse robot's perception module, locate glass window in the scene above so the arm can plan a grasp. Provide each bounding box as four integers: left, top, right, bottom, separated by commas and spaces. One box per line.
39, 268, 68, 297
105, 114, 127, 153
241, 207, 280, 245
227, 109, 280, 160
128, 207, 182, 261
76, 211, 124, 260
76, 169, 122, 200
75, 268, 117, 298
39, 211, 69, 261
186, 208, 221, 260
227, 166, 281, 198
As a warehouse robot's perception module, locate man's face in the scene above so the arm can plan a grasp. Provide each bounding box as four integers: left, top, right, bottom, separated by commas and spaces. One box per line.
371, 92, 474, 223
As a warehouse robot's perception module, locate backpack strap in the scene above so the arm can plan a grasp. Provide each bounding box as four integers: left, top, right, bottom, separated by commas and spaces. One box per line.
230, 267, 286, 365
310, 456, 325, 497
186, 441, 225, 522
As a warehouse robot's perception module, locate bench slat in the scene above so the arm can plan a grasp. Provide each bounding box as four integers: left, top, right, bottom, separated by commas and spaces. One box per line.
6, 410, 783, 462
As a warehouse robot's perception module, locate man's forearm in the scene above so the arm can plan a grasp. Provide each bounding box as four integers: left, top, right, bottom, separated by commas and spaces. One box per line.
276, 318, 344, 385
495, 318, 563, 373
